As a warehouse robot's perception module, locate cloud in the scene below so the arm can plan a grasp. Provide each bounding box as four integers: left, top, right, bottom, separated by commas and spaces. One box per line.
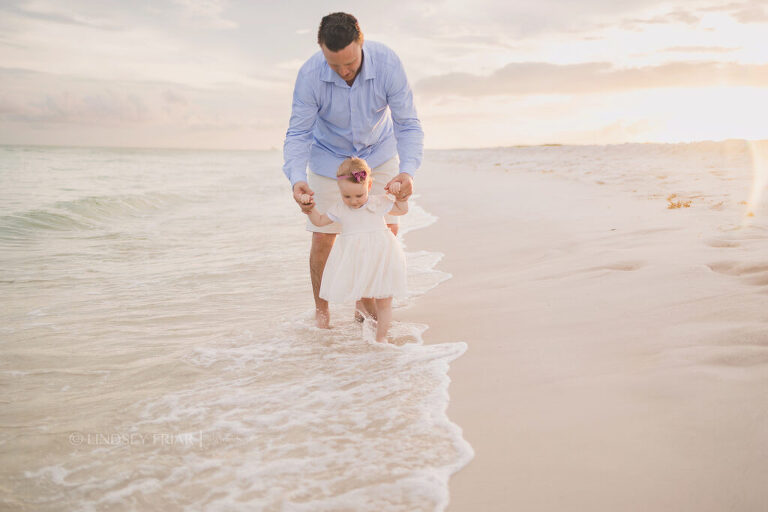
0, 2, 122, 30
620, 8, 702, 30
620, 11, 701, 31
328, 0, 693, 45
416, 61, 768, 97
700, 1, 768, 23
163, 89, 188, 106
168, 0, 237, 29
731, 5, 768, 23
0, 65, 290, 149
0, 67, 285, 128
661, 46, 739, 53
1, 79, 152, 125
0, 7, 260, 88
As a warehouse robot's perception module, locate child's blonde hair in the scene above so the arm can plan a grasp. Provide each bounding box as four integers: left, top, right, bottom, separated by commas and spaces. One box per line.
337, 157, 371, 184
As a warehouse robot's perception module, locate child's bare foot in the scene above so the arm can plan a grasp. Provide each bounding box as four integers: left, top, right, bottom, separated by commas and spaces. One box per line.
354, 299, 377, 322
315, 308, 330, 329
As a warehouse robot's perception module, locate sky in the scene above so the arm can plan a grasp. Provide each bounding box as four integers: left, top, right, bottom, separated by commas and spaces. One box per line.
1, 0, 767, 150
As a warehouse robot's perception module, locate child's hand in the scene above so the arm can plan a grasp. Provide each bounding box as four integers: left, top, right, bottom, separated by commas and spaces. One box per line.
385, 174, 413, 201
293, 182, 315, 213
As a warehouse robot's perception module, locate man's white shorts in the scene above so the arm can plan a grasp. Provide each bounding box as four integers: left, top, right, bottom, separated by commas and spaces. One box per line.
306, 156, 400, 234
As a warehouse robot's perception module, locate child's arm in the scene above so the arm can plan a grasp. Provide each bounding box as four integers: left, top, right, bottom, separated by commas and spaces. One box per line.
299, 193, 334, 226
305, 206, 334, 226
386, 181, 408, 216
388, 197, 409, 216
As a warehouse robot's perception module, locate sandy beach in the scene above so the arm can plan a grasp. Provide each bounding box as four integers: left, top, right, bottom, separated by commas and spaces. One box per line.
400, 144, 768, 511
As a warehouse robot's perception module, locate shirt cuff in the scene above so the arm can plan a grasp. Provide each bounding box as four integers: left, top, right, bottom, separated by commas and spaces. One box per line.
289, 171, 308, 188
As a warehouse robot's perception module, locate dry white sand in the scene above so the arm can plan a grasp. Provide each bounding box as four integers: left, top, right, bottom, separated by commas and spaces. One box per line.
400, 147, 768, 511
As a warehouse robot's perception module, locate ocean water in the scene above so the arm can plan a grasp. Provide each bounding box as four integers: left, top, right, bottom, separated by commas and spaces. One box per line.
0, 146, 471, 511
3, 140, 766, 510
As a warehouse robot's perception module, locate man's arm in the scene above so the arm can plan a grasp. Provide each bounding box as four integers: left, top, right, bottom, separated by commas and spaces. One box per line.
385, 51, 424, 179
283, 69, 319, 188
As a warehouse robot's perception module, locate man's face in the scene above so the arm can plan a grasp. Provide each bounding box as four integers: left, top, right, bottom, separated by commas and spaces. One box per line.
320, 40, 362, 83
338, 179, 370, 208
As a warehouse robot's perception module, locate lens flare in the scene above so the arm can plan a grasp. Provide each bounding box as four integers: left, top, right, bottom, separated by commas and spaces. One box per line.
743, 140, 768, 226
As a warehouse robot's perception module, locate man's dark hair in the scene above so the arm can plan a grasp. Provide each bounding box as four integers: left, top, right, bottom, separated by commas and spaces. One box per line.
317, 12, 362, 51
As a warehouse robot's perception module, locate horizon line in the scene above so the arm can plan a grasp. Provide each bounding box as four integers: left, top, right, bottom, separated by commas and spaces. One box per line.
1, 138, 766, 153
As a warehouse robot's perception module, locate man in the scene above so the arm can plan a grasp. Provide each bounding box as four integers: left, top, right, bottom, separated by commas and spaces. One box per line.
282, 12, 424, 328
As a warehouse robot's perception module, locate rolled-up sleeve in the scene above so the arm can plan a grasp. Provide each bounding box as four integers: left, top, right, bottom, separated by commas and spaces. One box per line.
282, 71, 319, 187
385, 55, 424, 176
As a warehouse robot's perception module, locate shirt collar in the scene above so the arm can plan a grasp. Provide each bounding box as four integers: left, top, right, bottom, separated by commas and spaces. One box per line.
360, 43, 375, 80
345, 197, 371, 210
320, 41, 375, 86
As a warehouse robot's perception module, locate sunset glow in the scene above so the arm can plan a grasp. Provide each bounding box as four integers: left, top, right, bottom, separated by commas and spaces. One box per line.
745, 140, 768, 224
1, 0, 767, 149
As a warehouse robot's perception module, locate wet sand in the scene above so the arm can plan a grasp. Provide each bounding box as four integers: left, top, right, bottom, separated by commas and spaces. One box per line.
401, 146, 768, 511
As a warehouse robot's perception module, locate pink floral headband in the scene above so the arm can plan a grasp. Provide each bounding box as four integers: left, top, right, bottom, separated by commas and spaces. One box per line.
337, 169, 368, 183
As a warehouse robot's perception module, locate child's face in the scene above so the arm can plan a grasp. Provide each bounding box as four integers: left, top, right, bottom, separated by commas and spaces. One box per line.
338, 179, 371, 208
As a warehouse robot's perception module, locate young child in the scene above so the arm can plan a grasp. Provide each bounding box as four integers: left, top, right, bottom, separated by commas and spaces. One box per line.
301, 157, 408, 342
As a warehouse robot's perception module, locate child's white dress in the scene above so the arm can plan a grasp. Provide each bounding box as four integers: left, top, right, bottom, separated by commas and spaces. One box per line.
319, 194, 407, 303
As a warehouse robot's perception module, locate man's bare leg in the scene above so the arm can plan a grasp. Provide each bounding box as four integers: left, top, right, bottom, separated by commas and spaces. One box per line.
355, 223, 399, 322
374, 297, 393, 342
310, 232, 336, 328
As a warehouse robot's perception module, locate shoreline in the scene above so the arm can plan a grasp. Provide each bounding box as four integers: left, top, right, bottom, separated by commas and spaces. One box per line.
400, 149, 768, 511
2, 138, 765, 153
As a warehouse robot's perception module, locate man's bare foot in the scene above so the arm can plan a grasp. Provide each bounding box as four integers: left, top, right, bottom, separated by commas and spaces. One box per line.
315, 309, 330, 329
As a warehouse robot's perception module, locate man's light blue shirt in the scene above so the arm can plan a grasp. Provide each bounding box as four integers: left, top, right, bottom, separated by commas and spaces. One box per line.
282, 40, 424, 187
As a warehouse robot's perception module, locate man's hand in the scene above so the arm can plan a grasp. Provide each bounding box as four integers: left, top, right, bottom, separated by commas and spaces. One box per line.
293, 182, 315, 213
384, 173, 414, 201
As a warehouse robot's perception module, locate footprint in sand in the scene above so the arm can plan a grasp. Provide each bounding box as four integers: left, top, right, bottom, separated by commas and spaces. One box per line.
707, 261, 768, 276
684, 346, 768, 368
387, 333, 420, 347
746, 274, 768, 286
707, 261, 768, 290
703, 238, 740, 248
709, 348, 768, 367
660, 328, 768, 373
537, 261, 645, 281
586, 262, 645, 272
709, 202, 726, 211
